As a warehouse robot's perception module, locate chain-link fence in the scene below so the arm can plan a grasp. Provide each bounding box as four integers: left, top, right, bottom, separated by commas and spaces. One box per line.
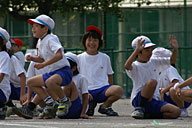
2, 6, 192, 98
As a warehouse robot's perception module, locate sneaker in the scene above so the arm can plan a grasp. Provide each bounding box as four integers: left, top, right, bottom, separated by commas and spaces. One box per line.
180, 108, 188, 117
98, 105, 119, 116
0, 107, 6, 120
131, 107, 145, 119
39, 101, 58, 119
56, 99, 71, 117
6, 106, 14, 117
86, 101, 97, 116
12, 106, 33, 119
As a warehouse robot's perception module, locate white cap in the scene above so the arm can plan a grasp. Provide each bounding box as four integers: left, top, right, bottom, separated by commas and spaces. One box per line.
65, 52, 79, 71
65, 52, 78, 64
28, 14, 55, 31
131, 35, 156, 50
152, 47, 172, 58
0, 27, 10, 42
6, 41, 12, 50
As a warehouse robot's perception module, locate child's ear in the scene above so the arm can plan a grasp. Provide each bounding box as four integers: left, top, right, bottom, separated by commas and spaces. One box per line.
72, 66, 77, 72
44, 26, 49, 32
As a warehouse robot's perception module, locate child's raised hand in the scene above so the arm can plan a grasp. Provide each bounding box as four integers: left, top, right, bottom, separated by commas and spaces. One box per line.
135, 38, 145, 52
169, 35, 178, 49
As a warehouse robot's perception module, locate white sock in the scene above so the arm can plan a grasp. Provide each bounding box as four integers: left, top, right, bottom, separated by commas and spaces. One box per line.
44, 96, 54, 104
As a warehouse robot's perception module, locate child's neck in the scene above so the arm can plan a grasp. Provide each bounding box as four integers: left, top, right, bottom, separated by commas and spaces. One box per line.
86, 51, 98, 55
40, 32, 48, 40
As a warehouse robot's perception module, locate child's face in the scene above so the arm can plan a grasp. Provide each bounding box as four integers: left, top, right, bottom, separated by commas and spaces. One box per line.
138, 47, 153, 62
32, 23, 47, 38
11, 44, 20, 53
85, 37, 99, 55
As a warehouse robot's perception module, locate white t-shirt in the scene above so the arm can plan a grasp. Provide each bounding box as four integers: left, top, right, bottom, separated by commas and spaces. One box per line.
126, 58, 170, 102
0, 51, 11, 101
73, 74, 89, 102
14, 51, 25, 67
27, 61, 47, 79
37, 34, 70, 73
10, 55, 26, 88
159, 65, 190, 95
78, 52, 114, 90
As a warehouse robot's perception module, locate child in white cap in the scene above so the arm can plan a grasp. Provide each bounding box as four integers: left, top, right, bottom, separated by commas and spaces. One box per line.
65, 52, 90, 119
78, 26, 123, 116
0, 27, 11, 120
124, 35, 180, 119
13, 14, 72, 119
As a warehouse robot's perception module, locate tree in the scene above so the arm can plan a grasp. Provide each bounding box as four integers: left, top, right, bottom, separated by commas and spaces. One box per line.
0, 0, 124, 20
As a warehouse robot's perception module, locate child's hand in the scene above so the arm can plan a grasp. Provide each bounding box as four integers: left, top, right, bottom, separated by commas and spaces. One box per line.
88, 93, 93, 100
135, 39, 145, 52
175, 87, 181, 96
26, 54, 32, 61
34, 63, 44, 70
80, 113, 92, 119
20, 94, 27, 105
169, 35, 178, 49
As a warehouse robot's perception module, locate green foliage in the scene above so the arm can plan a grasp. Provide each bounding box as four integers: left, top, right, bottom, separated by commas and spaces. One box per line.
0, 0, 124, 20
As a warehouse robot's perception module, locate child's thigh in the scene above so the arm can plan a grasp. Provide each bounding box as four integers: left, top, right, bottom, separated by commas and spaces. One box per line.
105, 85, 123, 97
160, 103, 179, 113
27, 75, 44, 87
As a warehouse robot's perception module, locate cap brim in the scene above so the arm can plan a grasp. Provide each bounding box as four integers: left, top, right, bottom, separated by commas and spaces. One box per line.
28, 19, 44, 26
144, 43, 156, 48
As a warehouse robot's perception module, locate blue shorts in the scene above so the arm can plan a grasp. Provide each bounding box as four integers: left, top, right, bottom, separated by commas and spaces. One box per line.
58, 97, 82, 119
164, 94, 191, 108
89, 85, 111, 103
132, 91, 168, 114
43, 66, 72, 87
9, 83, 33, 100
0, 89, 7, 103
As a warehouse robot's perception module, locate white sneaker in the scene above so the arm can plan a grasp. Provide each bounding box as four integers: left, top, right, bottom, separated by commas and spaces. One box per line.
180, 108, 188, 117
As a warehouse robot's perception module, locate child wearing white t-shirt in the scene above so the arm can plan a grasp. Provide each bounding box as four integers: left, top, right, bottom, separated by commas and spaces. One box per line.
78, 25, 123, 116
6, 39, 27, 108
124, 35, 180, 119
65, 52, 89, 119
0, 27, 11, 120
152, 47, 191, 117
13, 14, 72, 119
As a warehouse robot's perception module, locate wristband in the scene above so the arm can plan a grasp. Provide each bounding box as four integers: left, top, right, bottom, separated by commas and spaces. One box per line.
173, 82, 180, 90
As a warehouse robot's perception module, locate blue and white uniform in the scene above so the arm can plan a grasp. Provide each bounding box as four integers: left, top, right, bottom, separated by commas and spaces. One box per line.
0, 51, 11, 103
78, 52, 113, 103
37, 34, 72, 87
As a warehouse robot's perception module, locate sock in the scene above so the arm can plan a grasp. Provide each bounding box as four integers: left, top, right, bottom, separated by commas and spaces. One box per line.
139, 95, 148, 107
0, 102, 5, 108
27, 102, 36, 111
5, 100, 15, 107
60, 96, 68, 103
44, 96, 54, 104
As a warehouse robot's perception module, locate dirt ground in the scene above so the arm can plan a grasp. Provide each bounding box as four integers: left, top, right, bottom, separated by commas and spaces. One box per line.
1, 99, 192, 128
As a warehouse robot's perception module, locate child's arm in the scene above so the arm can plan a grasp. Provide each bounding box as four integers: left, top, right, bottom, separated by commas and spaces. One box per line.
34, 49, 63, 70
124, 39, 144, 70
169, 35, 178, 65
23, 85, 33, 106
0, 73, 4, 83
176, 77, 192, 92
80, 93, 90, 119
26, 55, 44, 63
19, 73, 27, 105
